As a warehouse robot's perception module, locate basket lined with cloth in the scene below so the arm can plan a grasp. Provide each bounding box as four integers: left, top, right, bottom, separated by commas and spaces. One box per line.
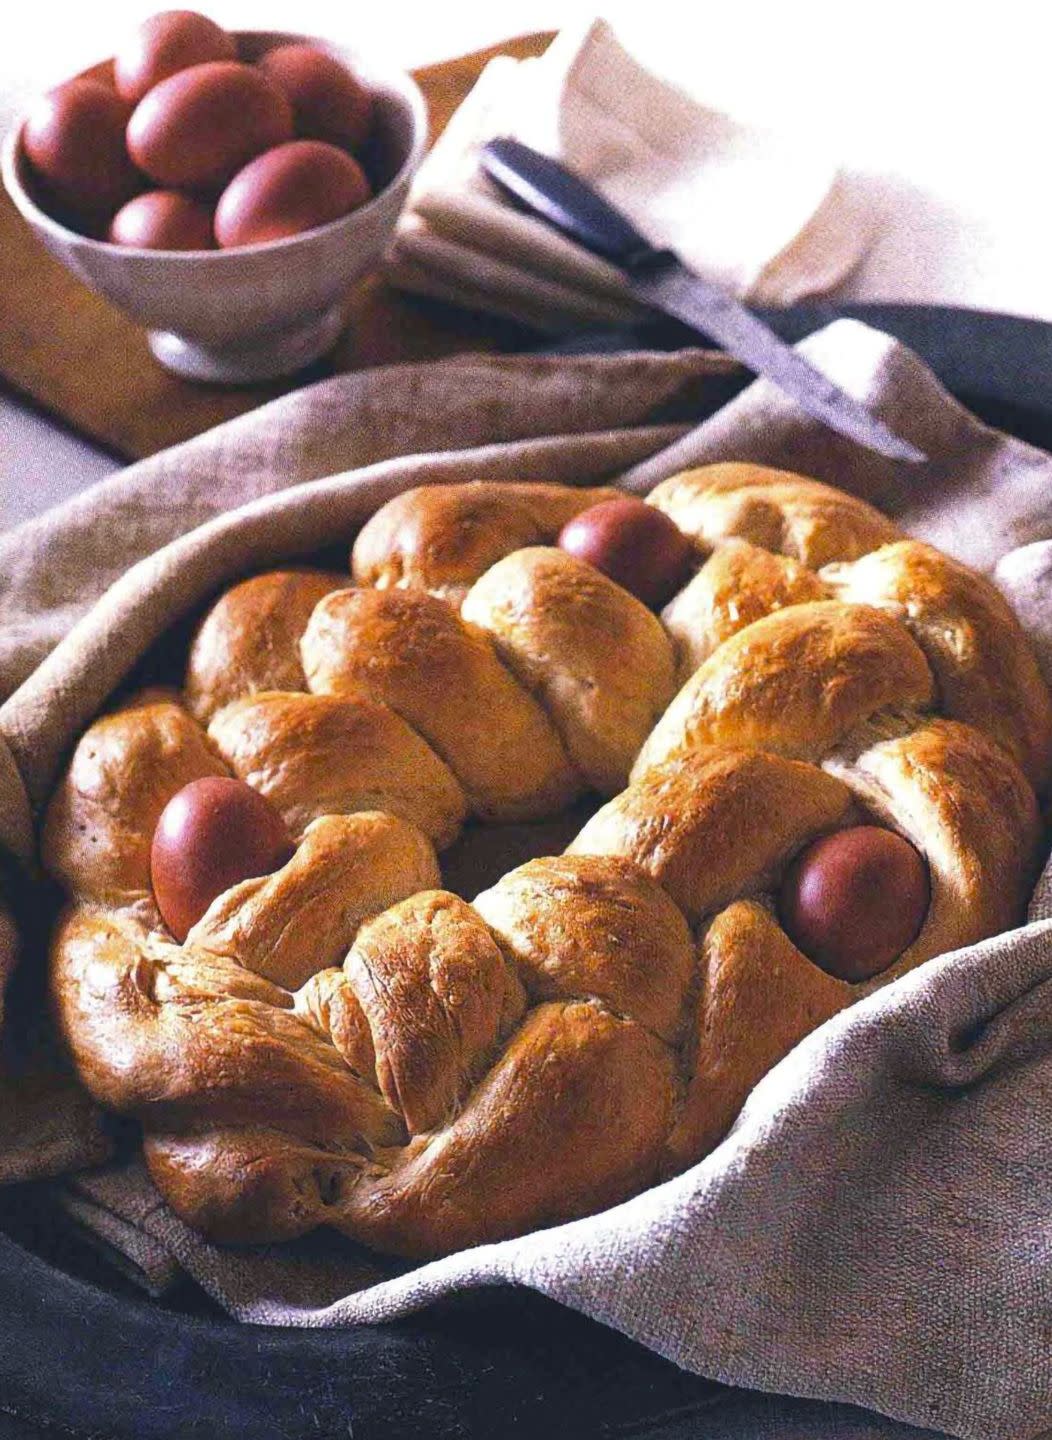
0, 324, 1050, 1440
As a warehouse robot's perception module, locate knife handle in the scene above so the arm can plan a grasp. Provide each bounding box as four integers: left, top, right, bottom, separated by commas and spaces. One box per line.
480, 137, 671, 272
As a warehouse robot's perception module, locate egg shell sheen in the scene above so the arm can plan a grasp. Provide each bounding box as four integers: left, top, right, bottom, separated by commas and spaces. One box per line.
778, 825, 930, 983
215, 139, 372, 248
108, 189, 216, 249
23, 78, 140, 219
150, 776, 294, 942
126, 60, 293, 190
258, 43, 374, 151
115, 10, 236, 104
557, 497, 695, 609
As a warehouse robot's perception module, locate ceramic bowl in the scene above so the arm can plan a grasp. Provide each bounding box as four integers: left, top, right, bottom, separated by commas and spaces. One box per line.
1, 31, 428, 382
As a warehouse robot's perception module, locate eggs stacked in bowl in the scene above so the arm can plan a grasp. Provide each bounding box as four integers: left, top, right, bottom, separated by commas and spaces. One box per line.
21, 10, 378, 251
2, 13, 427, 378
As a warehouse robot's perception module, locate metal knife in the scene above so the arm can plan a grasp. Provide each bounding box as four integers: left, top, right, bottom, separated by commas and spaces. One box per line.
480, 137, 926, 464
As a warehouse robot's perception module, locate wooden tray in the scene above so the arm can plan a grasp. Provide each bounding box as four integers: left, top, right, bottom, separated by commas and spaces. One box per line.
0, 33, 553, 462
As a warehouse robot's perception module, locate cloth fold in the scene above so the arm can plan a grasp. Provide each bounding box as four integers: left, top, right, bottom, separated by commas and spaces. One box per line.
385, 20, 873, 331
0, 325, 1050, 1439
49, 900, 1052, 1440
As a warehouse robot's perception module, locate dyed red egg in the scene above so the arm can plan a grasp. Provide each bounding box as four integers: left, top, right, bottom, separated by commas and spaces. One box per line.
778, 825, 930, 983
127, 61, 293, 190
214, 139, 371, 248
557, 497, 694, 608
114, 10, 236, 104
258, 43, 374, 152
108, 189, 215, 249
23, 79, 139, 219
150, 776, 293, 941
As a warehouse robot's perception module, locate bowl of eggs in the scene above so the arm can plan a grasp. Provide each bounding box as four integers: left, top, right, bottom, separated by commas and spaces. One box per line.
1, 11, 428, 381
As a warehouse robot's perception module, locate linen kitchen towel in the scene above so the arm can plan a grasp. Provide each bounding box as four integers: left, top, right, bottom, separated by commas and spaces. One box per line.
0, 325, 1050, 1440
384, 19, 872, 331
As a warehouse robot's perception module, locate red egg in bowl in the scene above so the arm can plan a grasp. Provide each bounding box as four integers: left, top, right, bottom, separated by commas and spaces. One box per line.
115, 10, 238, 104
109, 189, 216, 249
22, 78, 140, 225
258, 42, 374, 152
215, 140, 372, 249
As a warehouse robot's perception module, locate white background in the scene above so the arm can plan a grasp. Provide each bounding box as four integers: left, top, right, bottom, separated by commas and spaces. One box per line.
3, 0, 1052, 524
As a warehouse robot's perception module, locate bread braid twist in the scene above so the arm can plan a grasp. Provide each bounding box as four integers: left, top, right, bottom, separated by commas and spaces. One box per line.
42, 463, 1050, 1258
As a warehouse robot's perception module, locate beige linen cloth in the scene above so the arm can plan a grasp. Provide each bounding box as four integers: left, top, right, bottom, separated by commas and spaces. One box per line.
0, 325, 1051, 1440
384, 19, 872, 330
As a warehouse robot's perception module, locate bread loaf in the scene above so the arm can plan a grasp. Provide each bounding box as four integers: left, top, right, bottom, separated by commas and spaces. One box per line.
43, 465, 1051, 1257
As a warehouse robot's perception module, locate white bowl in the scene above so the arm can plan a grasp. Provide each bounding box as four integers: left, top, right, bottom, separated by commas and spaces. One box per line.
1, 32, 428, 382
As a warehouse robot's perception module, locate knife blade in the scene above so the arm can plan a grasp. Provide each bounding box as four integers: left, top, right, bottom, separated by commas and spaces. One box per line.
480, 138, 926, 465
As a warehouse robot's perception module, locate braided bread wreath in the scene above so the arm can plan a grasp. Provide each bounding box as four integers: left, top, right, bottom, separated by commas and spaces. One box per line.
41, 463, 1052, 1261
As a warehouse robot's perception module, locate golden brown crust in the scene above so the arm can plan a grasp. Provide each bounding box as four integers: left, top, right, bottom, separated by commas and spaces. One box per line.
42, 470, 1050, 1260
41, 691, 227, 913
821, 539, 1052, 791
346, 891, 525, 1135
473, 855, 694, 1042
294, 968, 376, 1080
570, 749, 855, 923
144, 1126, 375, 1245
824, 717, 1041, 990
186, 813, 441, 991
351, 481, 620, 607
144, 996, 678, 1257
462, 548, 676, 794
301, 587, 580, 820
50, 907, 404, 1149
185, 570, 346, 723
662, 538, 829, 682
207, 690, 467, 849
633, 601, 934, 778
665, 901, 850, 1171
647, 463, 902, 567
335, 1000, 679, 1259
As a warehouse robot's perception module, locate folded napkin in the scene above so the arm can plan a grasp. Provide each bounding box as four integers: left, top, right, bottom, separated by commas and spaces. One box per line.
385, 19, 873, 331
1, 326, 1051, 1440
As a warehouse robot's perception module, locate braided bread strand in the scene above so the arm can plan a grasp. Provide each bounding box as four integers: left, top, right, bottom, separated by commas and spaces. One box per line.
42, 465, 1049, 1257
